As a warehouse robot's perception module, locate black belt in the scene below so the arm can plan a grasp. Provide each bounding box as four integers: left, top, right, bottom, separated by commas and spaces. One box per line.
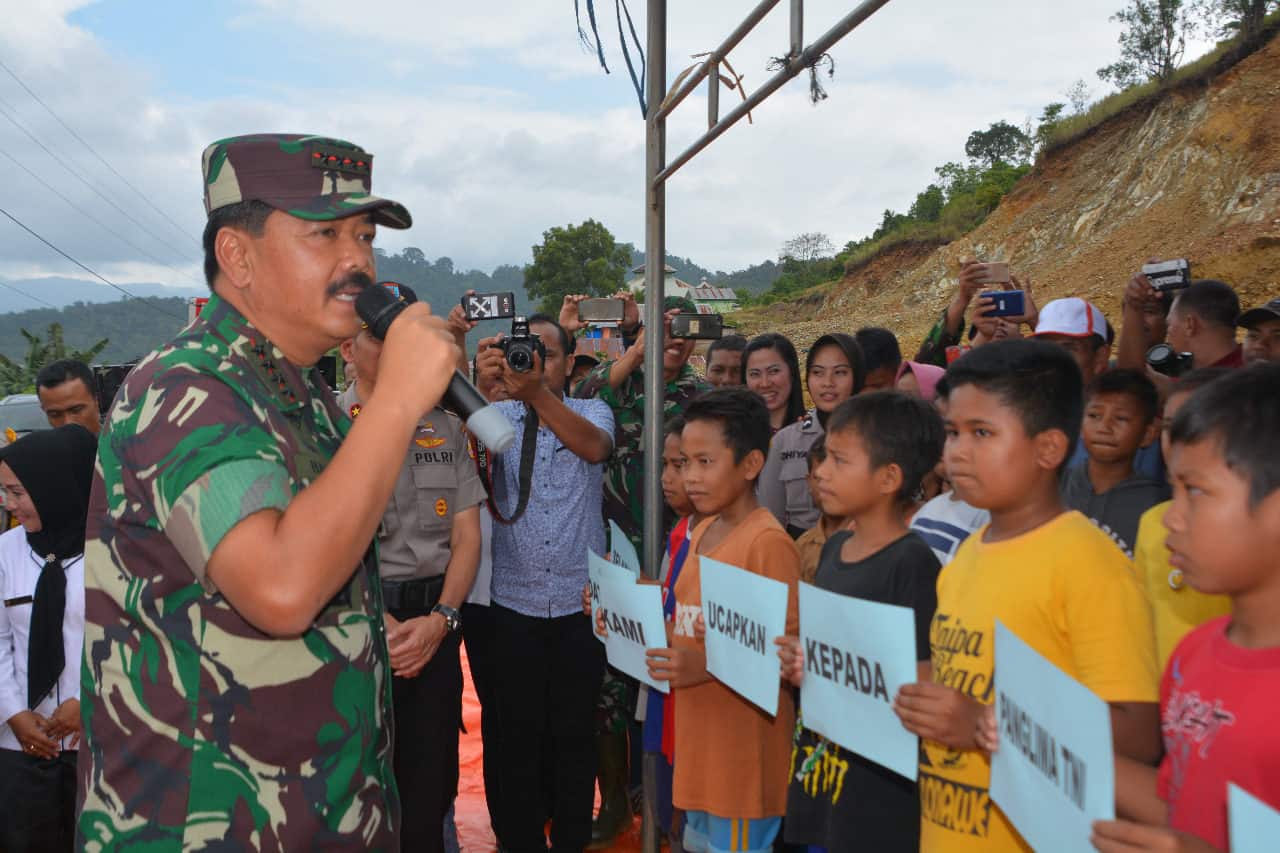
381, 575, 445, 612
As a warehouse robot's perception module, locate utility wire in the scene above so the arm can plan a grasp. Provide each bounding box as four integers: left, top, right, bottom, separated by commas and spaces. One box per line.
0, 57, 200, 249
0, 203, 185, 322
0, 96, 199, 268
0, 142, 203, 288
0, 274, 57, 309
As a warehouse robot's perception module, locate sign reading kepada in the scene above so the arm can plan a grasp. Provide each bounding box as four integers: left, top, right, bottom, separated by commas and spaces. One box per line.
1230, 784, 1280, 853
588, 549, 636, 645
989, 621, 1115, 853
798, 583, 920, 781
699, 556, 789, 716
608, 520, 641, 577
593, 559, 669, 694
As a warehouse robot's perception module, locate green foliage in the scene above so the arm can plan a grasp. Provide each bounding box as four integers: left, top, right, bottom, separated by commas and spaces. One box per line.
524, 219, 632, 314
0, 322, 110, 395
1196, 0, 1278, 39
1045, 6, 1279, 155
1098, 0, 1194, 87
963, 120, 1032, 168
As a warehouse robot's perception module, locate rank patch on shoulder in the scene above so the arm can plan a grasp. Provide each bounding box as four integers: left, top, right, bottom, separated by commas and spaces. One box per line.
435, 498, 449, 517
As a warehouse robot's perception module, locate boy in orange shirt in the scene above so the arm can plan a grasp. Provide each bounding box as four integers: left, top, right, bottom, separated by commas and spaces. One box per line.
648, 388, 800, 853
893, 339, 1160, 853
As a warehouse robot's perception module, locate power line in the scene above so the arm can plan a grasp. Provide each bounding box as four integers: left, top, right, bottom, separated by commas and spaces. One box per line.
0, 57, 200, 250
0, 96, 199, 268
0, 142, 203, 288
0, 203, 185, 322
0, 274, 57, 309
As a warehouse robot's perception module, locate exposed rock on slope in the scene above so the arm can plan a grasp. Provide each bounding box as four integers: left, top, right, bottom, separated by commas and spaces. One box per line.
737, 32, 1280, 354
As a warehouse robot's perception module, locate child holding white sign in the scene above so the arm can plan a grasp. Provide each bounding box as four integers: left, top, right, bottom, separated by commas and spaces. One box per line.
777, 391, 945, 852
893, 340, 1160, 853
1091, 365, 1280, 853
653, 389, 800, 853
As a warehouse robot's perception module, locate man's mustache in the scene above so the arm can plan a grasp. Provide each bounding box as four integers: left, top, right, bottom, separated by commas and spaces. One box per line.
326, 271, 374, 297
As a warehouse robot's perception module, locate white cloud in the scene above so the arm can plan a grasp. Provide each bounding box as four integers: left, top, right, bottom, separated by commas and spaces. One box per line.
0, 0, 1221, 290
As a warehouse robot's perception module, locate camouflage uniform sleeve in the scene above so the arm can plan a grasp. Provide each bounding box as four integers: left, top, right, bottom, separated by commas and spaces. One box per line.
115, 368, 292, 590
572, 361, 614, 400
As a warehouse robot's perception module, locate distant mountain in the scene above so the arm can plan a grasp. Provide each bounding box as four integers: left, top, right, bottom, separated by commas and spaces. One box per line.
0, 244, 783, 363
0, 276, 204, 315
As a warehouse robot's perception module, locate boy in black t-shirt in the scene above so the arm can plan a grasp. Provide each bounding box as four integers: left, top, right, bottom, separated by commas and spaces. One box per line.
776, 391, 945, 852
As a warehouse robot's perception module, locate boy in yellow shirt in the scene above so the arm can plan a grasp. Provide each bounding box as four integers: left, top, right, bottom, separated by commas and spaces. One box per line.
1131, 368, 1231, 670
893, 339, 1160, 853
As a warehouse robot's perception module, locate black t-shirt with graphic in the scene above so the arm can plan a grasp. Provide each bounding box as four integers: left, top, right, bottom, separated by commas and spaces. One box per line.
785, 530, 940, 852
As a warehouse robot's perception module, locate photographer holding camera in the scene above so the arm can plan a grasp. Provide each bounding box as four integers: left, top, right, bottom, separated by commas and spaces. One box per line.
473, 314, 614, 853
1118, 266, 1243, 394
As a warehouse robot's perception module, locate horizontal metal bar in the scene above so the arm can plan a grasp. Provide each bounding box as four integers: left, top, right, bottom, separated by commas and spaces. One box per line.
652, 0, 783, 122
653, 0, 892, 186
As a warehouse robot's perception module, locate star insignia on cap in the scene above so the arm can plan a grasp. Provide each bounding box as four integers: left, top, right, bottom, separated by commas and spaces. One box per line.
349, 403, 362, 419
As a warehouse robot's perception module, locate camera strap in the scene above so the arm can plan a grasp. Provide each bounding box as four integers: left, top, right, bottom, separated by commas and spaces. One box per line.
481, 404, 540, 526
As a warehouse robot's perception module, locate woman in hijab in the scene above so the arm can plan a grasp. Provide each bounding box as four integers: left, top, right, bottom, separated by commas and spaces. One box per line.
0, 424, 97, 852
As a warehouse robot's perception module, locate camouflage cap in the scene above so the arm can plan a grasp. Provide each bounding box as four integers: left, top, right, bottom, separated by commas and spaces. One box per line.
202, 133, 411, 229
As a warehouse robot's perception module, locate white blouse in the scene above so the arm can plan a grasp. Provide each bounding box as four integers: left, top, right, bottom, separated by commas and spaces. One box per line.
0, 525, 85, 752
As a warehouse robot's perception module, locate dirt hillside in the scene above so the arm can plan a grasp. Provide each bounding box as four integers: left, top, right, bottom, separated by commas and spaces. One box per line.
735, 31, 1280, 355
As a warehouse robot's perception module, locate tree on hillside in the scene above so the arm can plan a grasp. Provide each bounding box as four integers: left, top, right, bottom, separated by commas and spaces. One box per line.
1195, 0, 1278, 39
964, 121, 1031, 168
0, 323, 108, 395
779, 232, 835, 263
1034, 103, 1068, 153
1065, 79, 1093, 114
524, 220, 632, 314
1097, 0, 1195, 88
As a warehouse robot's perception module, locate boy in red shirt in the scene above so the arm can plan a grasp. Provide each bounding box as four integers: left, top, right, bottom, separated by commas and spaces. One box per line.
1092, 364, 1280, 852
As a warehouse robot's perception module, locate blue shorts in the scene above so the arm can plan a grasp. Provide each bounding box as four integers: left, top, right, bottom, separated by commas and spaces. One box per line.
682, 811, 781, 853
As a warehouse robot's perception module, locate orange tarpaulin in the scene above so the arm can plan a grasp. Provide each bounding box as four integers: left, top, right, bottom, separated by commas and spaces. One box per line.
455, 648, 644, 852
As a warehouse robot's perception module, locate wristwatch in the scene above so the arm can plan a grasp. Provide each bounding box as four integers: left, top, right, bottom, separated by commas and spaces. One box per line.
431, 603, 462, 632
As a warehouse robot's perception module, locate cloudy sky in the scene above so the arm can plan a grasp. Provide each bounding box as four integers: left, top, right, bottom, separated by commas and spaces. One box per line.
0, 0, 1211, 296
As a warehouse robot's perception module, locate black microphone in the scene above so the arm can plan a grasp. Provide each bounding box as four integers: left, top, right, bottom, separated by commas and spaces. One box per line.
355, 283, 516, 453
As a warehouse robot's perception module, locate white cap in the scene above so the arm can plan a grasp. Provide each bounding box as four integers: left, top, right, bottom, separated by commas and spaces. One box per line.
1033, 298, 1108, 341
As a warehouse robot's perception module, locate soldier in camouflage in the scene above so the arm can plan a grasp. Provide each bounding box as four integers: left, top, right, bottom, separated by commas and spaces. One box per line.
76, 133, 460, 851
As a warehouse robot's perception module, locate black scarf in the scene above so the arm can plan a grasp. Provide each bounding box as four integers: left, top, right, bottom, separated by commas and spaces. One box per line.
0, 424, 97, 708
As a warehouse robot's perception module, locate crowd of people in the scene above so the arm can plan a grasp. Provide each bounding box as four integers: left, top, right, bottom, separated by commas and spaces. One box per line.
0, 131, 1278, 853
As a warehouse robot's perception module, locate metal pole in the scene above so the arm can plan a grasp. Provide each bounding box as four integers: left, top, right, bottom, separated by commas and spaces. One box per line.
654, 0, 892, 186
640, 1, 667, 852
790, 0, 804, 57
652, 0, 782, 121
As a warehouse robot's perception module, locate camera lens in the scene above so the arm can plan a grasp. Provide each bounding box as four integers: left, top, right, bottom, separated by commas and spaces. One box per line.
508, 346, 532, 373
1146, 343, 1173, 367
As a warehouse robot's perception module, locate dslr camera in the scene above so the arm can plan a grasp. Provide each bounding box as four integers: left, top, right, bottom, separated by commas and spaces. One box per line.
500, 316, 546, 373
1147, 343, 1193, 378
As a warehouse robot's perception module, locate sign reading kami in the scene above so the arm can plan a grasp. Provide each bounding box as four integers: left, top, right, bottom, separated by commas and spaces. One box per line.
798, 583, 919, 780
699, 556, 789, 716
588, 549, 635, 645
609, 520, 641, 577
592, 555, 669, 694
1230, 784, 1280, 853
989, 621, 1115, 853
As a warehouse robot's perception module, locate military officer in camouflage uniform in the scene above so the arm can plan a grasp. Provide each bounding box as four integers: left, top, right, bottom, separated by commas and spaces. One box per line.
77, 134, 460, 851
338, 282, 485, 853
